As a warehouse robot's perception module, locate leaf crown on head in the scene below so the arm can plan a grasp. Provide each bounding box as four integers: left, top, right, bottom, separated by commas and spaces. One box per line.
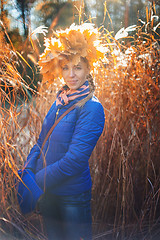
39, 23, 106, 84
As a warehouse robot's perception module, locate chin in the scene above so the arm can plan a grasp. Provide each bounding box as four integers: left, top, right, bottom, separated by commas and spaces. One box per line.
68, 84, 79, 90
70, 87, 79, 90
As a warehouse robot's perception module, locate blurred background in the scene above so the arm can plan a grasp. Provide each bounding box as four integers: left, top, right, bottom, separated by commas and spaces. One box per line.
0, 1, 160, 240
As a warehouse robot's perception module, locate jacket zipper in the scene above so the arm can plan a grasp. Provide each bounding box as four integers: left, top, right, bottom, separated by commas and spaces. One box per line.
55, 108, 60, 121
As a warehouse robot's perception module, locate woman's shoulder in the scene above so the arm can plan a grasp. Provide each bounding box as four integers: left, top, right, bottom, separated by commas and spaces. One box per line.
83, 95, 104, 111
76, 96, 105, 129
78, 95, 105, 121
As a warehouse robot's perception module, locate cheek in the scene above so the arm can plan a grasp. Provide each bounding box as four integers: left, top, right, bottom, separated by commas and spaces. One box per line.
81, 71, 88, 80
61, 71, 67, 80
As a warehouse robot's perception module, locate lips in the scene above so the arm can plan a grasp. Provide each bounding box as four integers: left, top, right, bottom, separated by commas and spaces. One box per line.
67, 80, 78, 84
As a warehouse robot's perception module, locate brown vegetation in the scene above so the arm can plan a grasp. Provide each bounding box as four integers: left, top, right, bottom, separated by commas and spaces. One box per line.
0, 4, 160, 240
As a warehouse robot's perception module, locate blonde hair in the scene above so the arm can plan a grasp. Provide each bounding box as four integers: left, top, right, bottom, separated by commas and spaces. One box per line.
76, 73, 95, 108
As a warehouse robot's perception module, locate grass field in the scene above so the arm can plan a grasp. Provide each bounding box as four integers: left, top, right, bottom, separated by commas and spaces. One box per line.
0, 5, 160, 239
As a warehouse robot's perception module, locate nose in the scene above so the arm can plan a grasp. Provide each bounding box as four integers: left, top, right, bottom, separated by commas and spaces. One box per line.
69, 68, 75, 77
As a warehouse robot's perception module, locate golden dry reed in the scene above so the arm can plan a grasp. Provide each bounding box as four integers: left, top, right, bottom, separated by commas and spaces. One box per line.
0, 3, 160, 239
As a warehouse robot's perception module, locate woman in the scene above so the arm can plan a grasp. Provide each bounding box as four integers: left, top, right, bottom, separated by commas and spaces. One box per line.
23, 23, 105, 240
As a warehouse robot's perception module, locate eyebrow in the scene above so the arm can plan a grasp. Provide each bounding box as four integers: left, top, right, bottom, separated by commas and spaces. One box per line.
62, 63, 82, 67
74, 63, 82, 67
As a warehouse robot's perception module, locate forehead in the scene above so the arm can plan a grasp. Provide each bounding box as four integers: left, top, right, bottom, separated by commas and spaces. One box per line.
60, 58, 88, 68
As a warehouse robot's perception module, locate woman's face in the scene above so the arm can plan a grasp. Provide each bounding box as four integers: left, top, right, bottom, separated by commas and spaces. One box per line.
61, 58, 89, 90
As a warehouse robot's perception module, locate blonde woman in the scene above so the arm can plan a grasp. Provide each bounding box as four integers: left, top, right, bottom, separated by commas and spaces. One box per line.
22, 23, 105, 240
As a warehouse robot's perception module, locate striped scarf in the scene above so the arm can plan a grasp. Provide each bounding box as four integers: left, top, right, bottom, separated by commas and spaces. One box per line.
56, 81, 90, 107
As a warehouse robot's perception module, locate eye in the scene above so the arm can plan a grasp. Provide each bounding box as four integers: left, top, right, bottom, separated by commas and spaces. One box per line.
62, 66, 68, 71
74, 66, 82, 70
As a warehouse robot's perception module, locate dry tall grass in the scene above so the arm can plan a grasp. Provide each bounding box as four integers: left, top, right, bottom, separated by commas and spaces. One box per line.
0, 5, 160, 240
90, 10, 160, 239
0, 25, 48, 239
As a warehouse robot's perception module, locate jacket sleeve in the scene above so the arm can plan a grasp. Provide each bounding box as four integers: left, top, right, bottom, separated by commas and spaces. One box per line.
35, 101, 105, 191
24, 102, 56, 171
24, 133, 42, 171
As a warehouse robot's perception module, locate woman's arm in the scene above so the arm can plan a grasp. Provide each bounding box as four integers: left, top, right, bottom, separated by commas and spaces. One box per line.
24, 136, 42, 171
24, 102, 56, 171
35, 101, 105, 190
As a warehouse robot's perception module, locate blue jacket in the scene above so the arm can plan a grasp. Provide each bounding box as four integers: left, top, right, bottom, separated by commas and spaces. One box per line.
25, 95, 105, 196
